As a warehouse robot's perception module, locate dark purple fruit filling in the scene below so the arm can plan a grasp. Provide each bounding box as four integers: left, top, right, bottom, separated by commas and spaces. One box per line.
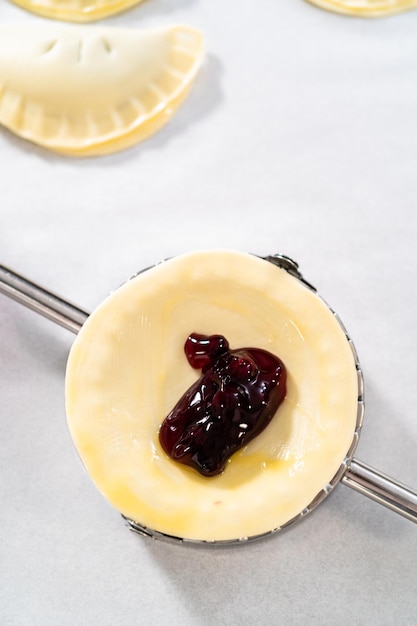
159, 333, 287, 477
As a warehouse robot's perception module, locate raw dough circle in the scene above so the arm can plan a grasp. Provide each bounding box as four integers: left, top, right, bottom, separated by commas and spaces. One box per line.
65, 250, 360, 541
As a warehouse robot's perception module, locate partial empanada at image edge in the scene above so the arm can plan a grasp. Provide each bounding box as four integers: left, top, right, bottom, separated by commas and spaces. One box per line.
306, 0, 417, 16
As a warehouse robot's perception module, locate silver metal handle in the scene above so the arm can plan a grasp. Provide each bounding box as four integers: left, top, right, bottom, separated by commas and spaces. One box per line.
0, 264, 88, 334
342, 459, 417, 523
1, 262, 416, 524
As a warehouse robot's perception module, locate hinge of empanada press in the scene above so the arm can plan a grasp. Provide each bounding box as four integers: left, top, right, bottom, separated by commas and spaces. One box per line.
262, 254, 317, 292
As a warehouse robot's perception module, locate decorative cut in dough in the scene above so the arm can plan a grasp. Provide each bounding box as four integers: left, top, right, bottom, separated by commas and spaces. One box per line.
65, 250, 360, 542
0, 23, 204, 156
10, 0, 145, 23
306, 0, 417, 16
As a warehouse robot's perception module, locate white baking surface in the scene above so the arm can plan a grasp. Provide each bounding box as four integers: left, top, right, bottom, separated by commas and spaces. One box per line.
1, 1, 417, 624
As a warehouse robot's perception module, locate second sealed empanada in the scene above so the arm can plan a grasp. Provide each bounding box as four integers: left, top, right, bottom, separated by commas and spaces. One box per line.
306, 0, 417, 16
10, 0, 146, 22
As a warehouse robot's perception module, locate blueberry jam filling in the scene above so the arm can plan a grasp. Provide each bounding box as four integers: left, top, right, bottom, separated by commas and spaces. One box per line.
159, 333, 287, 477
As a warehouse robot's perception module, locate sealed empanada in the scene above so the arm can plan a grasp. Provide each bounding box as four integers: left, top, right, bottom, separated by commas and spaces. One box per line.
0, 23, 204, 157
10, 0, 145, 22
306, 0, 417, 16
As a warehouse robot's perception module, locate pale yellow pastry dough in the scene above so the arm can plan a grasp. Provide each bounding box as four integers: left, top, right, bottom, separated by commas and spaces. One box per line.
0, 23, 203, 156
65, 251, 360, 542
306, 0, 417, 16
10, 0, 145, 23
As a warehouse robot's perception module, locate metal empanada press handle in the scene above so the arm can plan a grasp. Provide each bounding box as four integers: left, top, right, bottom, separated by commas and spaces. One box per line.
1, 259, 416, 533
0, 265, 88, 333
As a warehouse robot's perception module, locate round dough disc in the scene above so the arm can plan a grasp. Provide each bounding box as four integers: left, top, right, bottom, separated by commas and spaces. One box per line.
65, 250, 360, 541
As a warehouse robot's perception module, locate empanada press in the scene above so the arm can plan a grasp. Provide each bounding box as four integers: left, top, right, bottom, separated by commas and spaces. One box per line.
1, 251, 416, 544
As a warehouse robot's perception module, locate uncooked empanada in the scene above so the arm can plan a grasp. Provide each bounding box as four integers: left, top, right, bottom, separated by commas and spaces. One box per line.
0, 23, 204, 157
306, 0, 417, 16
10, 0, 145, 22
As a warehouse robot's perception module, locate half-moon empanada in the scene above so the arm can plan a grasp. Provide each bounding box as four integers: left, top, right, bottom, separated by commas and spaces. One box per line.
306, 0, 417, 16
10, 0, 145, 22
0, 23, 204, 157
